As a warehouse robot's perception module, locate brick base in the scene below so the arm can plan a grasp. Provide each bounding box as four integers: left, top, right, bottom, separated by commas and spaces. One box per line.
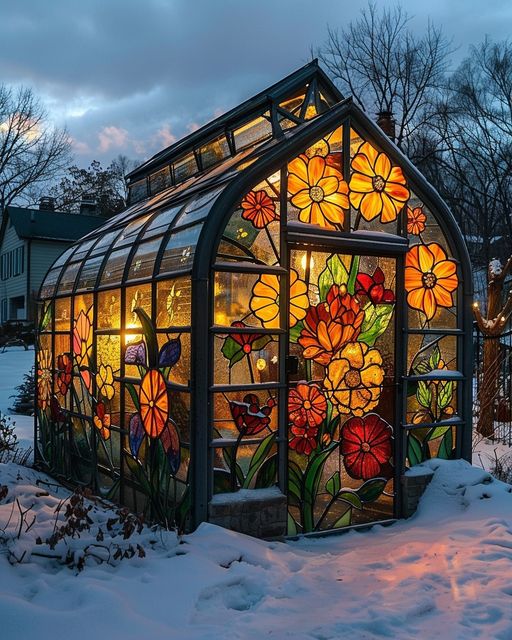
208, 487, 287, 538
401, 469, 434, 517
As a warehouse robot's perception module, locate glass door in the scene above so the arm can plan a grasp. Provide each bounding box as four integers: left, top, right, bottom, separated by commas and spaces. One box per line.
287, 249, 397, 534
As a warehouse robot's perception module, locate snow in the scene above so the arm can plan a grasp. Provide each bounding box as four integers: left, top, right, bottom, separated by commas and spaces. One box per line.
2, 349, 512, 638
0, 346, 35, 454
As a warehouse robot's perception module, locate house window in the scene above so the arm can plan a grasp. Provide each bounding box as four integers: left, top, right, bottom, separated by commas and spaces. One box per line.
1, 246, 24, 279
0, 299, 7, 322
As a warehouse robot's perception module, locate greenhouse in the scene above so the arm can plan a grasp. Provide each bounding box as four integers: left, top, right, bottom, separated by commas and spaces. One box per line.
36, 61, 473, 537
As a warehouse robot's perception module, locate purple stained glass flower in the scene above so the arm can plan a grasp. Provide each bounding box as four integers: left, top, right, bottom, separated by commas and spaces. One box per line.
158, 337, 181, 368
160, 419, 180, 475
129, 413, 145, 457
125, 340, 147, 365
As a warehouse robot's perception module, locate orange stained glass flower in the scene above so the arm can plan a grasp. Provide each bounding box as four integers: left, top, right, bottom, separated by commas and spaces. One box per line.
288, 382, 327, 428
37, 349, 52, 409
250, 269, 308, 328
349, 141, 409, 223
73, 309, 93, 391
288, 154, 349, 229
324, 342, 384, 416
407, 206, 427, 235
405, 243, 458, 321
139, 369, 169, 437
94, 402, 111, 440
299, 285, 364, 366
240, 190, 278, 229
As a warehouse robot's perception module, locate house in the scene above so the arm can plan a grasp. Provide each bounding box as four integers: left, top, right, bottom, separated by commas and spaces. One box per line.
0, 203, 105, 323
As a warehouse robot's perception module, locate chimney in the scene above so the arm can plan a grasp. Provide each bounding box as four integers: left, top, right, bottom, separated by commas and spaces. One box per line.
376, 111, 396, 142
39, 196, 55, 211
80, 194, 98, 215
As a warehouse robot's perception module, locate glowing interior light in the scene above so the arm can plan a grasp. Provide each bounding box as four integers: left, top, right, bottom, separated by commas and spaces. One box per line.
256, 358, 267, 371
300, 253, 315, 271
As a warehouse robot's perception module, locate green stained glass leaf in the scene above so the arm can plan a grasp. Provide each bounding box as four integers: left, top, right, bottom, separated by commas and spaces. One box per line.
288, 460, 303, 505
134, 307, 158, 368
356, 477, 387, 503
221, 445, 244, 487
289, 320, 304, 344
254, 454, 277, 488
437, 428, 453, 459
427, 426, 450, 440
416, 381, 432, 409
358, 302, 394, 346
287, 511, 298, 536
126, 383, 140, 411
332, 509, 352, 528
429, 346, 441, 370
318, 254, 349, 299
125, 453, 152, 497
242, 431, 276, 489
221, 336, 246, 367
438, 381, 453, 410
303, 442, 338, 531
325, 470, 341, 497
40, 303, 52, 331
408, 432, 423, 466
347, 255, 360, 295
337, 490, 363, 510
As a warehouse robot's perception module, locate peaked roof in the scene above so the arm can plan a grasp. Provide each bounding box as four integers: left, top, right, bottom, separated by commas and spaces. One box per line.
6, 206, 106, 242
126, 60, 343, 184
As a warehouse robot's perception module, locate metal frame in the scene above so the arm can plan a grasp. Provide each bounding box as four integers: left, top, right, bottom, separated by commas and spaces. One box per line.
35, 66, 473, 533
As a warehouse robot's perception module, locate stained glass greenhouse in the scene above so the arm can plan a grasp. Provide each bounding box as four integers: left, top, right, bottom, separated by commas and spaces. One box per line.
35, 62, 472, 536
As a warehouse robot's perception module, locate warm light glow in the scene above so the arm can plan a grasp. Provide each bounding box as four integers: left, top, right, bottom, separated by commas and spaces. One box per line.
473, 301, 479, 308
124, 323, 139, 346
301, 253, 315, 271
256, 358, 267, 371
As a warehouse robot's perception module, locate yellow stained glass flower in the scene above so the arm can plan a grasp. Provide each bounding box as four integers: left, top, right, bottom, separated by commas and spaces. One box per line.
405, 243, 458, 321
250, 269, 308, 329
349, 141, 409, 223
288, 154, 349, 229
324, 342, 384, 416
96, 364, 115, 400
37, 349, 52, 410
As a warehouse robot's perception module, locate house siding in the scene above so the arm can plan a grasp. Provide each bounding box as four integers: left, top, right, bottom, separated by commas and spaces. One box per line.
0, 224, 28, 321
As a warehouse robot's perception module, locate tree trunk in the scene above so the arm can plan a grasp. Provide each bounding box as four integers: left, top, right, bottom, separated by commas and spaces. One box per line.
477, 337, 501, 437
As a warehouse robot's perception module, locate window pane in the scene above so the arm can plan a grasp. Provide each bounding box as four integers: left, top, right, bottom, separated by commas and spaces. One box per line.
99, 247, 130, 287
233, 114, 272, 151
58, 262, 80, 295
127, 238, 161, 281
159, 225, 202, 274
98, 289, 121, 329
76, 255, 104, 292
156, 278, 191, 327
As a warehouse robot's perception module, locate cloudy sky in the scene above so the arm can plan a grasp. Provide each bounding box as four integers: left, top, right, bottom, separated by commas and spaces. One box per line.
1, 0, 511, 168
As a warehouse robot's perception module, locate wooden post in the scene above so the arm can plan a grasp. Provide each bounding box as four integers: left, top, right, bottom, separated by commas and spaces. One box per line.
474, 257, 512, 437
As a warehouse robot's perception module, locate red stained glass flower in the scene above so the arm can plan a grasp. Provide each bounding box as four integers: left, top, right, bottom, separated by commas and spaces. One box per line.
241, 190, 278, 229
94, 402, 111, 440
229, 393, 273, 436
55, 354, 72, 396
340, 414, 393, 480
355, 267, 395, 305
230, 321, 265, 354
289, 422, 319, 456
299, 284, 364, 365
288, 382, 327, 428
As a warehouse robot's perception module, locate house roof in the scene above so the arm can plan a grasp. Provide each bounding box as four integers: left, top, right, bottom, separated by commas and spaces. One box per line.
6, 206, 105, 243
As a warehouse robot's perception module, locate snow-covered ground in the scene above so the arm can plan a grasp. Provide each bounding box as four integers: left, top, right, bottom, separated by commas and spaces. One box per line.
0, 346, 34, 452
2, 348, 512, 638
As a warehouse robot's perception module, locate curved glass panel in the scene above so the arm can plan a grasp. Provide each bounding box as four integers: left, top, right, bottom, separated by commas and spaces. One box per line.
75, 255, 104, 292
57, 262, 81, 296
143, 205, 183, 239
99, 247, 131, 287
52, 245, 77, 269
127, 238, 162, 282
90, 229, 122, 256
158, 224, 202, 275
173, 187, 223, 228
40, 268, 61, 299
113, 214, 152, 248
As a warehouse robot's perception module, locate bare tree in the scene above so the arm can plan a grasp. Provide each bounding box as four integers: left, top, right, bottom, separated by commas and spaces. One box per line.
428, 39, 512, 265
318, 2, 451, 152
0, 85, 71, 225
